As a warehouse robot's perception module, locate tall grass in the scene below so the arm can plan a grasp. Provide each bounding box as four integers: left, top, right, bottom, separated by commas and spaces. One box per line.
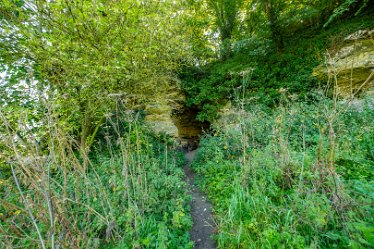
192, 89, 373, 248
0, 99, 192, 248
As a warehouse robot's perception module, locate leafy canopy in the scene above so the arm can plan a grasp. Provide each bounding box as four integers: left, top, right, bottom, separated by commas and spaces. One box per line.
1, 0, 195, 145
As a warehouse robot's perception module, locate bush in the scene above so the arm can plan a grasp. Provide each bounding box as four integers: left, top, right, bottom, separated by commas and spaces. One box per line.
191, 95, 374, 248
0, 113, 193, 249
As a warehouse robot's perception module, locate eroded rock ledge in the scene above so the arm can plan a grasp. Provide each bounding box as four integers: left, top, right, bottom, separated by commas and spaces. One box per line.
313, 30, 374, 97
144, 87, 208, 149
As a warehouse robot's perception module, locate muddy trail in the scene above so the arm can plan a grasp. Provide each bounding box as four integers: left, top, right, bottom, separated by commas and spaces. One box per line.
184, 150, 216, 249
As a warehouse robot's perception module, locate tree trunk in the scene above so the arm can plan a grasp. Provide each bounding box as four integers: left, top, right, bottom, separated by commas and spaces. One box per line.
266, 0, 284, 51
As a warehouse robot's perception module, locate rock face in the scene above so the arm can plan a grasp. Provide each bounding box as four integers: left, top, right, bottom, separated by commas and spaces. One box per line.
144, 85, 208, 147
144, 103, 180, 137
313, 30, 374, 97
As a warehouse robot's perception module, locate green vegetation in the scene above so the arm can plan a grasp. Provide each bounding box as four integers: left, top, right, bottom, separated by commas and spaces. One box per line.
1, 0, 373, 248
192, 94, 374, 248
180, 13, 374, 122
1, 108, 192, 248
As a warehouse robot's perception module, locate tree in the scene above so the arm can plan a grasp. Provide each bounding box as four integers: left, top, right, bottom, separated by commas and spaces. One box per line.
1, 0, 193, 150
207, 0, 244, 59
251, 0, 285, 50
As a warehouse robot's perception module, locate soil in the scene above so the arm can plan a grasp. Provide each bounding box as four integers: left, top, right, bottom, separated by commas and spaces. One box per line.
184, 150, 216, 249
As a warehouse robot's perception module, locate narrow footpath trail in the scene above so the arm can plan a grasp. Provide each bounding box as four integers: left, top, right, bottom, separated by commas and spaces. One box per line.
184, 150, 216, 249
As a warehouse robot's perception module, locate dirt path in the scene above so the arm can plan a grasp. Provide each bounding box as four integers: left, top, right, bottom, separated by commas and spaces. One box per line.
184, 150, 216, 249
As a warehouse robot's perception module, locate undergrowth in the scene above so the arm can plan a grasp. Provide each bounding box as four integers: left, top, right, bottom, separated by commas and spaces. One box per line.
180, 14, 374, 122
192, 93, 374, 248
0, 105, 193, 249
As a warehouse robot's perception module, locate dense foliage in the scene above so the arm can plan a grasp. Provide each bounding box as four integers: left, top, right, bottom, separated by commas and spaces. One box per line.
1, 107, 192, 248
1, 0, 195, 148
0, 0, 373, 248
180, 13, 374, 122
192, 94, 373, 248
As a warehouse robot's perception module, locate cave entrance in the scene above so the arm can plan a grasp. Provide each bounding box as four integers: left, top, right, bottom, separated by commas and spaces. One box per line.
171, 106, 210, 151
